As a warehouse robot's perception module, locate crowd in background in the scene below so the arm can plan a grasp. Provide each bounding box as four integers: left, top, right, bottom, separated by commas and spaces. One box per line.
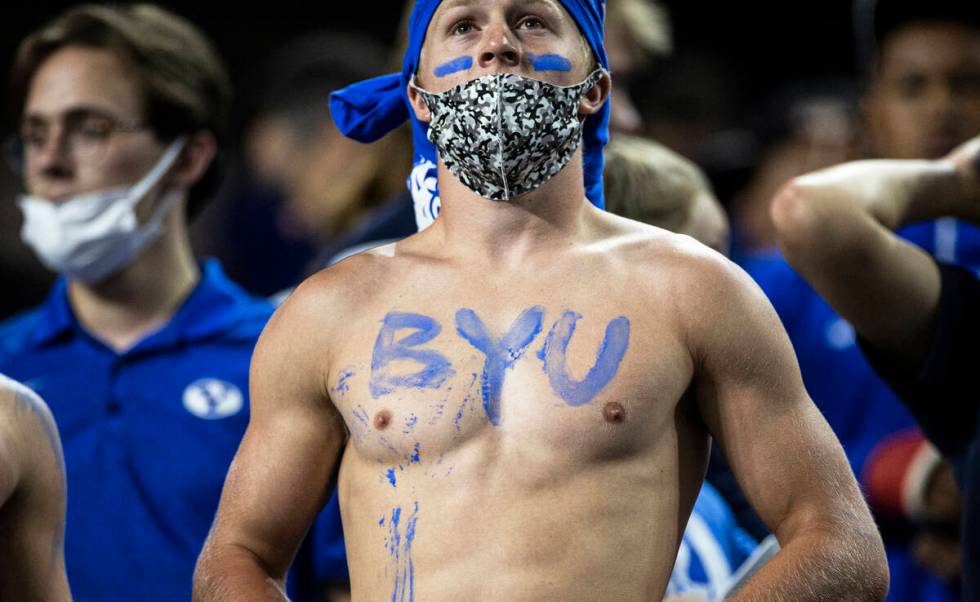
0, 1, 978, 600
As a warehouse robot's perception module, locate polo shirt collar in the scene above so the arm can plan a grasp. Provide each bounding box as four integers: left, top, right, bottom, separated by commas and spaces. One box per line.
29, 259, 248, 352
30, 277, 74, 347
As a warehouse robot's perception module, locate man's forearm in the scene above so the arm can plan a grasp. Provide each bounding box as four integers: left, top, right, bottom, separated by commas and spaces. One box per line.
193, 544, 290, 602
772, 136, 980, 250
732, 520, 888, 601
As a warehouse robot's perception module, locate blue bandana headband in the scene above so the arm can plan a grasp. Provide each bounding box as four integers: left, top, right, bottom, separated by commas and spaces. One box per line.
330, 0, 610, 230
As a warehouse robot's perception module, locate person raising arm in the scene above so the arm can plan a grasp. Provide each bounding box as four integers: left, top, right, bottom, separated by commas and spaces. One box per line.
771, 135, 980, 600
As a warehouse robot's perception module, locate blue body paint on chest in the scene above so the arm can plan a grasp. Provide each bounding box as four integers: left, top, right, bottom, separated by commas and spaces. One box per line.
433, 55, 473, 77
455, 306, 544, 425
336, 368, 354, 394
368, 309, 630, 418
528, 53, 572, 72
370, 313, 455, 398
539, 311, 631, 406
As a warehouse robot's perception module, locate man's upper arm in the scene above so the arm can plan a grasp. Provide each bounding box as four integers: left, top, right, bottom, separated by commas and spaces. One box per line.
684, 255, 870, 540
0, 378, 70, 600
206, 277, 348, 576
0, 402, 17, 508
0, 380, 65, 505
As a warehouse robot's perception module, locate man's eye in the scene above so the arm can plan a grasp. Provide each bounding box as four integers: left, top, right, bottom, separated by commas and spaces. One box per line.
21, 129, 47, 148
951, 74, 980, 97
517, 17, 545, 30
75, 118, 113, 140
451, 20, 475, 35
894, 75, 926, 99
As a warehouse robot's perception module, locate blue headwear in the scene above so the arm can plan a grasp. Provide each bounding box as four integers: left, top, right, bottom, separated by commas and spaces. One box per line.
330, 0, 609, 229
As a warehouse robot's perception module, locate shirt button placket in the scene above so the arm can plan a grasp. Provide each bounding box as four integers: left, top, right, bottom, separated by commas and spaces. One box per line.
106, 357, 126, 427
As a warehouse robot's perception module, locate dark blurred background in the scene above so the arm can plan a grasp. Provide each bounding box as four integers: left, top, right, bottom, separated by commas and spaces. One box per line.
1, 0, 861, 317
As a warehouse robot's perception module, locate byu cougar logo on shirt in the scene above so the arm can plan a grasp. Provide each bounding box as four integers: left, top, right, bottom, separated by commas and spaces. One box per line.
183, 378, 243, 420
410, 158, 441, 231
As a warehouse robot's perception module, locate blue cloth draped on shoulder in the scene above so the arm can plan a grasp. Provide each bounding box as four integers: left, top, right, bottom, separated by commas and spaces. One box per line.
329, 0, 610, 229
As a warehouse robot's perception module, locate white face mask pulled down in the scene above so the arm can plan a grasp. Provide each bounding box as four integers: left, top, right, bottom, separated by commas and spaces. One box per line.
17, 137, 187, 284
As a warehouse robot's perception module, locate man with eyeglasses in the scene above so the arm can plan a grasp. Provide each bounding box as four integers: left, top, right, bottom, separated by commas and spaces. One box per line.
0, 5, 346, 600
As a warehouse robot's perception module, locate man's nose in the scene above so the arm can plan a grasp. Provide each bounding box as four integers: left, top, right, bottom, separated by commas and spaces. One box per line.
29, 129, 73, 176
477, 23, 521, 69
925, 81, 958, 117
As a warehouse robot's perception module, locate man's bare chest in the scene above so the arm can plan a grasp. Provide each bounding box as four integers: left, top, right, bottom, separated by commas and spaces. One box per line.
328, 300, 693, 467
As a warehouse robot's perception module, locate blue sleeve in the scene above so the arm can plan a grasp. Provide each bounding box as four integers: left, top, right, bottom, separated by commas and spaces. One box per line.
858, 261, 980, 478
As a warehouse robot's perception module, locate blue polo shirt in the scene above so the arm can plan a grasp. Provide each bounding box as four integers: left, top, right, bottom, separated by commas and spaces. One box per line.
737, 218, 980, 602
0, 259, 346, 601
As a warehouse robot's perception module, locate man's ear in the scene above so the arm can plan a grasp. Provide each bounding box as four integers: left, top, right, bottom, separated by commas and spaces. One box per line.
407, 81, 432, 124
171, 130, 217, 188
579, 70, 611, 117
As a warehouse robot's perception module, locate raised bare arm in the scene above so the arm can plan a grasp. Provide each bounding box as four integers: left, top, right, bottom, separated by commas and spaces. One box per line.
770, 135, 980, 366
193, 275, 348, 600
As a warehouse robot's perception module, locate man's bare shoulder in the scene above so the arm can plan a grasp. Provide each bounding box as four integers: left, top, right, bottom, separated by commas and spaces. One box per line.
265, 242, 429, 360
592, 212, 773, 341
0, 375, 56, 438
0, 375, 62, 499
596, 212, 743, 291
287, 241, 420, 315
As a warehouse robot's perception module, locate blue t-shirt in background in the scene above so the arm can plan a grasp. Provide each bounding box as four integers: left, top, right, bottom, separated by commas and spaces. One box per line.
0, 259, 346, 601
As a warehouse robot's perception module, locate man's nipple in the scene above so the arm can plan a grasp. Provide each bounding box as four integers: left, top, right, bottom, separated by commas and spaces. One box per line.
373, 409, 392, 430
602, 401, 626, 424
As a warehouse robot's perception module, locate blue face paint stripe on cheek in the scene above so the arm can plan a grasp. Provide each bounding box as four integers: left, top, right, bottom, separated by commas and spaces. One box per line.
528, 53, 572, 72
433, 55, 473, 77
540, 312, 631, 406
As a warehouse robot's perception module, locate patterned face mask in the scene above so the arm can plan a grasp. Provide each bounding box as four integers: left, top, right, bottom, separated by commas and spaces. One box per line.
412, 68, 604, 201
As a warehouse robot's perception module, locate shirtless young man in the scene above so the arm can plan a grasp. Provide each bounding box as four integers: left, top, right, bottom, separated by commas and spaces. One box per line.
194, 1, 889, 599
0, 374, 70, 601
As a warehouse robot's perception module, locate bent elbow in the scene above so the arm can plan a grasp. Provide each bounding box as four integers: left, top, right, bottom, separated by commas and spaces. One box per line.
841, 522, 890, 601
191, 552, 217, 601
769, 179, 822, 252
862, 547, 890, 601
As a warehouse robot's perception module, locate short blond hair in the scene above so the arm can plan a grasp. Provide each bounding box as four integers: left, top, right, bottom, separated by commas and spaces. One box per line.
606, 0, 673, 62
604, 135, 709, 228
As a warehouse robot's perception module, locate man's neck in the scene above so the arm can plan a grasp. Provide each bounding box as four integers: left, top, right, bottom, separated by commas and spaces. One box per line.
67, 209, 200, 353
431, 155, 600, 265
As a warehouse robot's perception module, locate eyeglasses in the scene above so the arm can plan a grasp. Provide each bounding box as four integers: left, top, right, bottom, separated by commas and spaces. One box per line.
3, 108, 148, 174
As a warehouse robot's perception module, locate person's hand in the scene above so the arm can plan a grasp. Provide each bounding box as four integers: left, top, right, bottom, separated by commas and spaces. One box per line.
945, 135, 980, 212
912, 529, 961, 583
922, 462, 961, 523
911, 461, 962, 583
